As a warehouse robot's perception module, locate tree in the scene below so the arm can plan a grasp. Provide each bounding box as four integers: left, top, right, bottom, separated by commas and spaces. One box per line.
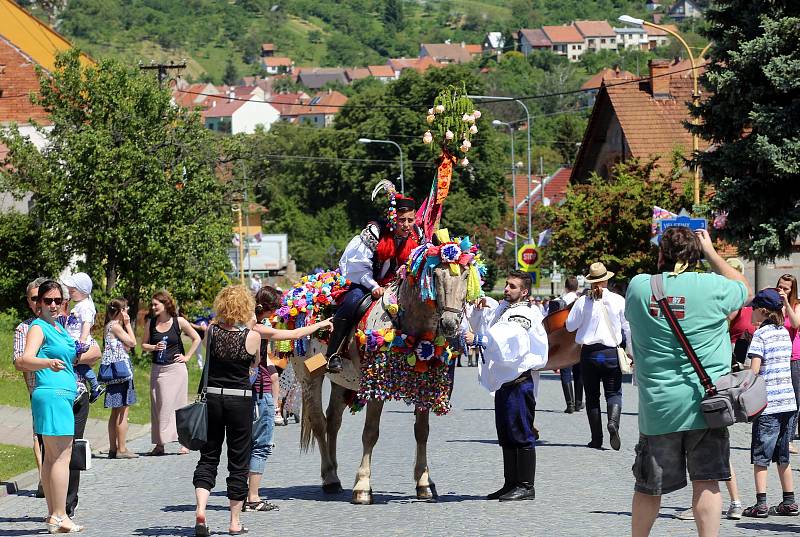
383, 0, 405, 32
222, 57, 239, 85
553, 114, 584, 166
691, 1, 800, 262
0, 50, 231, 321
544, 161, 692, 281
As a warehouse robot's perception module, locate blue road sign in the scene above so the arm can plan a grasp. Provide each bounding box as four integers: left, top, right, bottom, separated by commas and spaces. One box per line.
659, 216, 707, 234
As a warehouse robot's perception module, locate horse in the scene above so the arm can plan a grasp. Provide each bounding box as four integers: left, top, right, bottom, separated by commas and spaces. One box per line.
290, 255, 471, 504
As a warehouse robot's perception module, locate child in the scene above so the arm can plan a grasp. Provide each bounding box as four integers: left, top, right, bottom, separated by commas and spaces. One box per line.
743, 288, 799, 518
62, 272, 105, 403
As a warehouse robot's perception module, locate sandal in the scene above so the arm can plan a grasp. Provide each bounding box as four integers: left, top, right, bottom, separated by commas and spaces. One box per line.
742, 504, 769, 518
146, 447, 165, 456
769, 502, 800, 516
194, 522, 210, 537
47, 516, 85, 533
244, 500, 279, 512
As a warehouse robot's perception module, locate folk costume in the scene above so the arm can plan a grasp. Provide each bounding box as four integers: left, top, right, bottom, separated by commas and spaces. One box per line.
473, 297, 548, 501
325, 193, 421, 373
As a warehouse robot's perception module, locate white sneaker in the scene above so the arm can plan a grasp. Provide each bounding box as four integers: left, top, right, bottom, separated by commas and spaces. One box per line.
727, 502, 743, 520
274, 413, 284, 426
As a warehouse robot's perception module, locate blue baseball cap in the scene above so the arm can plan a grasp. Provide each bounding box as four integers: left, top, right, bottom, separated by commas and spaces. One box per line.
749, 288, 783, 311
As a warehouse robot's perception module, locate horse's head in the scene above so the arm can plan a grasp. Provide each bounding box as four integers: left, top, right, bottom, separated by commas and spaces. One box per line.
432, 264, 469, 338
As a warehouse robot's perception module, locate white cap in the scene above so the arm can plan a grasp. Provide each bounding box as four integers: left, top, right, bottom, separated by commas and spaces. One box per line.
61, 272, 93, 295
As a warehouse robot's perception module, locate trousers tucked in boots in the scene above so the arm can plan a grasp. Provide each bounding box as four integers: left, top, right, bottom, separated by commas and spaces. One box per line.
561, 381, 575, 414
587, 407, 603, 449
325, 317, 351, 373
486, 447, 516, 500
607, 403, 622, 451
498, 448, 536, 501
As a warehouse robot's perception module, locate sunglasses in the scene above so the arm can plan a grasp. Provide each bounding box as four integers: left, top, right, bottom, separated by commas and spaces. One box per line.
41, 297, 64, 306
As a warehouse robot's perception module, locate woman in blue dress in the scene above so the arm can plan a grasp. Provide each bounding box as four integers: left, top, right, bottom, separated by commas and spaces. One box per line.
16, 280, 99, 533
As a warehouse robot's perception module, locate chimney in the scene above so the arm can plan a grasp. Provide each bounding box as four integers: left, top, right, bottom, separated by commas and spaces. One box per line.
648, 59, 671, 99
228, 89, 235, 103
461, 41, 466, 48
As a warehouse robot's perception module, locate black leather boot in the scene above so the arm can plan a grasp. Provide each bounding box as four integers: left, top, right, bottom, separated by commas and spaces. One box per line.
562, 381, 575, 414
487, 448, 516, 500
325, 317, 350, 373
587, 407, 603, 449
499, 448, 536, 501
607, 403, 622, 451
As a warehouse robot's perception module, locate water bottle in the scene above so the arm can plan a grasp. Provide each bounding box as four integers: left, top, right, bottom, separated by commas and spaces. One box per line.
157, 335, 168, 364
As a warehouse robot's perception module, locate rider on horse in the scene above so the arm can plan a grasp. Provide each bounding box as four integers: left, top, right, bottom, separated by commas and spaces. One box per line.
326, 192, 422, 374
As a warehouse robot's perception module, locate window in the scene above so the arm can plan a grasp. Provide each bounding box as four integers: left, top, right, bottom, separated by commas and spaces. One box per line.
571, 55, 577, 60
601, 38, 606, 44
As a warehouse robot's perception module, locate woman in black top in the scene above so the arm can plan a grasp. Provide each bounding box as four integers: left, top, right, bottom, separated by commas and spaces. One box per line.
193, 285, 261, 537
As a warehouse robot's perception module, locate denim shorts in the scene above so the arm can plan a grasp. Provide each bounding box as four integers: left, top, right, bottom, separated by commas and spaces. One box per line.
249, 393, 275, 474
632, 427, 730, 496
751, 411, 797, 467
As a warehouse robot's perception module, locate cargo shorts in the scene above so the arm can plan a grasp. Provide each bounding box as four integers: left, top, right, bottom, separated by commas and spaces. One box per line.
632, 427, 730, 496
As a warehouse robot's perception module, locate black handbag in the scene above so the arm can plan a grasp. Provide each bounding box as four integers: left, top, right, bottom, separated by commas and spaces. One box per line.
175, 328, 212, 451
70, 439, 91, 471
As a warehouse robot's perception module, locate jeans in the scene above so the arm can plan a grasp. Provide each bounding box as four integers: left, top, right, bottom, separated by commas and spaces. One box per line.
751, 411, 797, 467
580, 344, 622, 410
249, 393, 275, 474
193, 394, 253, 501
333, 284, 370, 322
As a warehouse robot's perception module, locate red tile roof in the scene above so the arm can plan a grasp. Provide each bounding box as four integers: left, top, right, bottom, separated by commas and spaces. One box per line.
518, 28, 552, 48
368, 64, 395, 78
420, 43, 478, 64
508, 168, 573, 214
541, 25, 584, 44
261, 43, 275, 52
283, 90, 348, 117
572, 20, 616, 38
387, 56, 444, 73
262, 56, 292, 67
580, 67, 638, 91
202, 97, 247, 118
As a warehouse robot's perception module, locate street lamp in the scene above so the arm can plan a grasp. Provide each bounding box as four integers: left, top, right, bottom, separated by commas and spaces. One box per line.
358, 138, 405, 195
618, 15, 702, 207
492, 119, 519, 268
468, 95, 534, 244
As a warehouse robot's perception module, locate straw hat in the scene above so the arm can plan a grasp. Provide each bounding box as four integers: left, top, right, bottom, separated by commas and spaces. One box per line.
584, 262, 614, 283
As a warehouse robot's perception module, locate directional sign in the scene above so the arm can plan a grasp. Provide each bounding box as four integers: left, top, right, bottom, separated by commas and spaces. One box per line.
517, 244, 542, 272
659, 215, 707, 234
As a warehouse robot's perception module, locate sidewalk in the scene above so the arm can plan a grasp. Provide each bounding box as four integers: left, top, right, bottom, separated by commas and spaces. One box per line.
0, 404, 149, 496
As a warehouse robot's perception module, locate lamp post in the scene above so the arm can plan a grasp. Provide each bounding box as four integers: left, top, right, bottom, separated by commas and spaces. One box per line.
358, 138, 405, 195
618, 15, 702, 208
468, 95, 533, 244
231, 193, 245, 285
492, 119, 519, 269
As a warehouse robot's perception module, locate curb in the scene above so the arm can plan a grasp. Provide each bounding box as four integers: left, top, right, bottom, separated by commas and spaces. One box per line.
0, 423, 151, 500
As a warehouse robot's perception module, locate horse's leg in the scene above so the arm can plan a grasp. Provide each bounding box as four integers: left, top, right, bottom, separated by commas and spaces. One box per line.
300, 373, 337, 492
414, 409, 438, 501
321, 382, 348, 494
352, 399, 385, 505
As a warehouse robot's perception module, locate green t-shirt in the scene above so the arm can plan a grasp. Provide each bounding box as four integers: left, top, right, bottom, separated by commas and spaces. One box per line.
626, 272, 747, 435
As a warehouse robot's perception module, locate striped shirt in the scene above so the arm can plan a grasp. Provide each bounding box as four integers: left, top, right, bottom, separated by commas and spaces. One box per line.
748, 323, 796, 415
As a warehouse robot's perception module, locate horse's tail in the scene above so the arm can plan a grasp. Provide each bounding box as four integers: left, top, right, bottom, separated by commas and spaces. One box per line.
299, 375, 318, 453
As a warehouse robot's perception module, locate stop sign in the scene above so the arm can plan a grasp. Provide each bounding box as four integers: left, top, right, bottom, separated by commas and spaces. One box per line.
517, 244, 541, 272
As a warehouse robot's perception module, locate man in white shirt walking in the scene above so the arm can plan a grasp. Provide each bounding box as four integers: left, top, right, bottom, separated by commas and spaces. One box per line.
558, 276, 583, 413
566, 262, 631, 450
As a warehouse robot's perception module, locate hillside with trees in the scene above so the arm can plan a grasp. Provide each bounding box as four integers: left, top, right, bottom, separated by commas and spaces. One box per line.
20, 0, 655, 81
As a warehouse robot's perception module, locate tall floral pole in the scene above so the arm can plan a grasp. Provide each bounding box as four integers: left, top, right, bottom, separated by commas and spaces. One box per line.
419, 84, 479, 241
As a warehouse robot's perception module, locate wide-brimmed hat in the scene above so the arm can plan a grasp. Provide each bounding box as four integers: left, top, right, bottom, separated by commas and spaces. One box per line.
584, 262, 614, 283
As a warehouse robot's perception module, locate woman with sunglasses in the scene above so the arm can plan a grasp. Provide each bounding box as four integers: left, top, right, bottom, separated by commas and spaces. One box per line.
15, 280, 100, 533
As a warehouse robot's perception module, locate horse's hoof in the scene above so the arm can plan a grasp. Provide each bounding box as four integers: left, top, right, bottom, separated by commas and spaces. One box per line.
416, 483, 438, 501
351, 489, 373, 505
322, 482, 343, 494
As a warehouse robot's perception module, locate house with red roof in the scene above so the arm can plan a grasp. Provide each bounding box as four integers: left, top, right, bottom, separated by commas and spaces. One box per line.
387, 56, 443, 77
511, 168, 573, 215
571, 58, 711, 182
517, 28, 552, 56
419, 42, 480, 64
572, 21, 617, 52
541, 25, 586, 61
202, 90, 280, 134
262, 56, 294, 75
581, 66, 638, 106
280, 90, 348, 127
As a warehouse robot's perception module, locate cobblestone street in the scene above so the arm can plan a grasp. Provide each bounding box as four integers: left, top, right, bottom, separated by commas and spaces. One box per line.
1, 368, 799, 536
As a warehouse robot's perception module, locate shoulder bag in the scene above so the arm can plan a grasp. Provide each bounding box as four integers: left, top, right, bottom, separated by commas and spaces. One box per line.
650, 274, 767, 428
175, 326, 212, 450
598, 296, 632, 374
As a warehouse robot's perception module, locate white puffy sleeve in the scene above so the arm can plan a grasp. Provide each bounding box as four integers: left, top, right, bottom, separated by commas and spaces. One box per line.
524, 309, 549, 371
338, 227, 379, 291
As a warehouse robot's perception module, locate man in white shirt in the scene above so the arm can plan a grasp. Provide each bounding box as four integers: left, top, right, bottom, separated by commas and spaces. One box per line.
566, 262, 631, 450
469, 270, 548, 501
325, 194, 420, 373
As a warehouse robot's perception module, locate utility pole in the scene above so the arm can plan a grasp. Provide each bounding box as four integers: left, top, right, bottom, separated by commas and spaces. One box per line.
139, 60, 186, 88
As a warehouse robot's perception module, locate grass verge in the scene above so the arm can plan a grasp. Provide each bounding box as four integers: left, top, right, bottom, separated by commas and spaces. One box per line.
0, 444, 36, 482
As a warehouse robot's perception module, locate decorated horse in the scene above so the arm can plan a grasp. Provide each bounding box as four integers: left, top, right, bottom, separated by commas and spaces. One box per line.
280, 87, 485, 504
